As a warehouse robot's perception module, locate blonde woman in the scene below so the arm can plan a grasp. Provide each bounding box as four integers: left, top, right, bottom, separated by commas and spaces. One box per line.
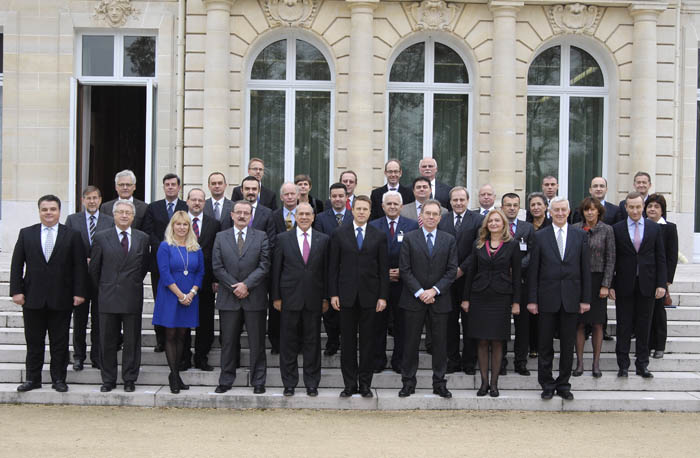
152, 211, 204, 393
461, 209, 521, 397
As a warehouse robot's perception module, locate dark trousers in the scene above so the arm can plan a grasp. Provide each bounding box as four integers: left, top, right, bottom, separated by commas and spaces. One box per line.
374, 283, 403, 371
280, 307, 322, 389
267, 301, 280, 351
446, 307, 477, 371
182, 290, 216, 365
22, 307, 72, 383
151, 269, 165, 348
529, 311, 539, 353
402, 307, 448, 389
649, 297, 667, 352
537, 308, 577, 393
615, 280, 654, 370
99, 312, 142, 385
72, 297, 100, 366
322, 307, 340, 350
504, 288, 531, 370
219, 309, 266, 387
339, 299, 376, 390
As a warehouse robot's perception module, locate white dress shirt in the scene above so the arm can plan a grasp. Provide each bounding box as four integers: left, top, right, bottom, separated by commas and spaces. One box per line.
116, 226, 132, 252
41, 223, 59, 260
296, 226, 312, 255
188, 212, 204, 232
414, 227, 440, 297
553, 223, 568, 258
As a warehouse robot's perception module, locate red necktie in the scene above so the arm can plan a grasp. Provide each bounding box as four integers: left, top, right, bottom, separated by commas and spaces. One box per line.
509, 223, 515, 236
346, 198, 351, 211
192, 217, 200, 238
389, 220, 395, 238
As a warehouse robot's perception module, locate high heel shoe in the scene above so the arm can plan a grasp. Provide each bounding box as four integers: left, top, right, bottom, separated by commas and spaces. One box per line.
592, 364, 602, 378
169, 373, 180, 394
572, 364, 583, 377
476, 383, 489, 397
489, 385, 499, 398
178, 374, 190, 390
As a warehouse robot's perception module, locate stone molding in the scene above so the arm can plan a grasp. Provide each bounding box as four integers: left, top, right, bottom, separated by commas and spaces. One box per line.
547, 3, 604, 36
404, 0, 463, 31
92, 0, 139, 28
261, 0, 321, 28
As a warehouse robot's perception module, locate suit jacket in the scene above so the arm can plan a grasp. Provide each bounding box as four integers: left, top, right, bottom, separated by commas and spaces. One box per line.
370, 184, 415, 220
314, 208, 353, 236
328, 223, 390, 308
464, 240, 521, 298
528, 225, 591, 313
231, 185, 277, 211
306, 196, 324, 215
203, 197, 233, 231
100, 198, 148, 230
661, 221, 678, 284
65, 211, 114, 256
511, 219, 536, 280
88, 228, 150, 314
369, 216, 419, 269
618, 198, 647, 220
271, 229, 330, 311
195, 214, 221, 291
142, 199, 189, 265
249, 204, 277, 248
571, 200, 624, 226
400, 201, 447, 221
398, 229, 458, 313
433, 180, 453, 211
611, 219, 667, 297
438, 211, 481, 302
271, 207, 297, 235
10, 224, 88, 311
212, 228, 270, 311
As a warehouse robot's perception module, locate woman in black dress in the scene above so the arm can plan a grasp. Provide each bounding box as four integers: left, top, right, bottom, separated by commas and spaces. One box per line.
525, 192, 550, 358
571, 197, 615, 377
645, 194, 678, 359
462, 209, 521, 397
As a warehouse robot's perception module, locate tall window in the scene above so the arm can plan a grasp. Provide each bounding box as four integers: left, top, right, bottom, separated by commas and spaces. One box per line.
247, 35, 333, 196
696, 49, 700, 232
386, 38, 471, 186
526, 43, 607, 208
1, 32, 4, 215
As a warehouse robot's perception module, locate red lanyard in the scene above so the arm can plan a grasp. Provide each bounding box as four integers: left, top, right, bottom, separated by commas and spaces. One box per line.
486, 240, 503, 257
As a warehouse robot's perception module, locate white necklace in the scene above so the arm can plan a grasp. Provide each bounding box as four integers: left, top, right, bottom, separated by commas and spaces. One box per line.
176, 245, 189, 276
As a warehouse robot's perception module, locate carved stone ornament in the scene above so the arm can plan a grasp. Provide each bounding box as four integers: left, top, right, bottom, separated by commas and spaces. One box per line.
406, 0, 461, 31
261, 0, 321, 28
92, 0, 140, 28
547, 3, 604, 36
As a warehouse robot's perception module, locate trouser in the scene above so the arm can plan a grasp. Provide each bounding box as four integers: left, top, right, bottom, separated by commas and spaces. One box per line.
219, 309, 267, 387
374, 283, 403, 371
402, 307, 448, 389
322, 307, 340, 350
99, 312, 142, 385
151, 269, 166, 348
280, 307, 322, 389
267, 301, 281, 351
503, 287, 531, 370
537, 308, 577, 393
72, 297, 100, 366
649, 297, 667, 352
615, 280, 654, 370
22, 307, 72, 383
339, 299, 376, 390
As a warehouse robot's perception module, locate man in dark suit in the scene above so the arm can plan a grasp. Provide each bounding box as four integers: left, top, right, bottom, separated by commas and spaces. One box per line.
476, 184, 497, 216
65, 186, 114, 371
370, 159, 414, 220
204, 171, 234, 230
314, 182, 353, 356
10, 195, 88, 392
528, 196, 591, 401
437, 187, 481, 375
230, 158, 278, 210
329, 195, 389, 398
324, 171, 359, 211
213, 200, 271, 394
89, 200, 150, 392
400, 177, 447, 225
369, 190, 419, 373
609, 192, 667, 378
142, 173, 188, 352
398, 199, 458, 398
419, 157, 452, 211
501, 192, 536, 376
180, 188, 221, 371
271, 202, 330, 396
100, 169, 148, 230
571, 177, 624, 225
618, 171, 652, 220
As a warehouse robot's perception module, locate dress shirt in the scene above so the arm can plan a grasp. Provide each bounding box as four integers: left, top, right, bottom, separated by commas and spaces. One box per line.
386, 183, 400, 192
353, 222, 367, 235
211, 196, 225, 218
415, 200, 424, 214
509, 218, 518, 232
296, 226, 312, 255
386, 216, 400, 228
627, 216, 645, 243
553, 223, 568, 258
479, 206, 495, 216
188, 212, 204, 232
414, 227, 441, 297
430, 179, 436, 199
85, 210, 100, 242
116, 226, 132, 252
333, 208, 347, 218
250, 204, 258, 221
454, 212, 466, 228
41, 223, 59, 259
283, 207, 297, 226
235, 226, 248, 241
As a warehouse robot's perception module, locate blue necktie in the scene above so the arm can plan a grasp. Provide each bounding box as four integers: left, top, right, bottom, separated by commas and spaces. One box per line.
356, 227, 363, 250
426, 233, 434, 256
167, 202, 174, 219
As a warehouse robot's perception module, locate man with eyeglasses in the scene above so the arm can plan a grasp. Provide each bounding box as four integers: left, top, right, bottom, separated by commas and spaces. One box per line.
370, 159, 414, 221
100, 169, 148, 230
230, 158, 278, 210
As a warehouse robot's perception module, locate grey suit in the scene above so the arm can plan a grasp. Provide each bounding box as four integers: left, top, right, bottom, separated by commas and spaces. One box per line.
89, 228, 150, 386
204, 197, 233, 231
400, 201, 447, 222
213, 227, 271, 388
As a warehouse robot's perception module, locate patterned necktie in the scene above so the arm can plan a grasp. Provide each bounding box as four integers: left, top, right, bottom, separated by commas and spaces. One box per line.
509, 222, 515, 237
356, 227, 363, 250
237, 230, 245, 255
556, 228, 565, 260
426, 233, 434, 256
633, 222, 642, 252
89, 215, 96, 245
455, 214, 462, 232
285, 212, 293, 231
482, 209, 489, 216
302, 232, 310, 264
44, 227, 54, 261
417, 204, 423, 228
346, 198, 352, 211
335, 213, 343, 226
214, 201, 221, 221
389, 220, 395, 238
120, 231, 129, 254
192, 217, 200, 238
167, 202, 174, 219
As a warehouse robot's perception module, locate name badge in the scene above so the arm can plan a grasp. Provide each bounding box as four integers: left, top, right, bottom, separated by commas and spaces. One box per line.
519, 238, 527, 251
397, 230, 404, 243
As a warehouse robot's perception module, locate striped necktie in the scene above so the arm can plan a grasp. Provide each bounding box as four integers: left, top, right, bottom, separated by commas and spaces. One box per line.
89, 215, 96, 245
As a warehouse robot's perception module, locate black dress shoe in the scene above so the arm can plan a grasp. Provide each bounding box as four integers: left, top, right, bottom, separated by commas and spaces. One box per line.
515, 367, 531, 376
124, 381, 135, 392
359, 386, 373, 398
446, 363, 462, 374
339, 388, 356, 398
73, 360, 84, 371
489, 386, 500, 398
398, 385, 415, 397
179, 359, 192, 371
636, 368, 654, 378
52, 381, 68, 392
499, 366, 507, 376
306, 387, 318, 397
168, 373, 180, 394
323, 346, 338, 356
392, 366, 402, 374
17, 381, 42, 392
476, 384, 489, 397
154, 343, 165, 353
433, 386, 452, 398
373, 368, 383, 374
617, 368, 629, 377
214, 385, 230, 394
541, 390, 554, 400
603, 332, 614, 341
91, 362, 102, 370
557, 390, 574, 401
253, 385, 266, 394
283, 387, 295, 396
463, 367, 476, 375
270, 347, 280, 355
100, 383, 115, 393
178, 375, 189, 390
195, 361, 214, 372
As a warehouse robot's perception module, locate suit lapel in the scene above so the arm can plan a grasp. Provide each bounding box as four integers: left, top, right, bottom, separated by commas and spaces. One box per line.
639, 219, 654, 251
240, 229, 255, 257
562, 228, 575, 262
47, 224, 66, 264
545, 226, 561, 261
108, 229, 129, 267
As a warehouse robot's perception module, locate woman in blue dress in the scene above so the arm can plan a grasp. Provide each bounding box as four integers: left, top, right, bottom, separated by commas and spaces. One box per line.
152, 211, 204, 393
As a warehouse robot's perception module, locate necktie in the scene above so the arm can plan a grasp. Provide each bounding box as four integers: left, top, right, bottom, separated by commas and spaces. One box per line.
335, 213, 343, 226
237, 231, 245, 255
389, 187, 396, 192
120, 231, 129, 254
192, 217, 200, 238
356, 227, 363, 250
455, 214, 462, 232
389, 220, 395, 238
509, 222, 515, 237
633, 222, 642, 252
482, 209, 489, 216
285, 212, 293, 231
346, 198, 352, 211
248, 207, 255, 228
44, 227, 54, 261
556, 228, 565, 260
426, 233, 434, 256
167, 202, 174, 219
89, 215, 96, 245
417, 204, 423, 228
214, 201, 221, 221
302, 232, 310, 264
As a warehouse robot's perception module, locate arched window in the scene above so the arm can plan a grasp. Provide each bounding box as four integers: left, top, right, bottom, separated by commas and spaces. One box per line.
247, 35, 334, 196
386, 37, 472, 186
527, 43, 608, 207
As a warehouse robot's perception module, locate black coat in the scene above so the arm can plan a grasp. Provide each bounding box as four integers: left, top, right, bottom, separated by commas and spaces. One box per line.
464, 240, 521, 298
313, 208, 353, 236
370, 184, 414, 220
142, 198, 188, 265
100, 198, 148, 230
249, 204, 277, 249
611, 219, 667, 297
195, 214, 221, 291
571, 200, 624, 226
433, 180, 453, 212
231, 185, 278, 211
64, 211, 115, 256
438, 211, 481, 302
661, 222, 679, 284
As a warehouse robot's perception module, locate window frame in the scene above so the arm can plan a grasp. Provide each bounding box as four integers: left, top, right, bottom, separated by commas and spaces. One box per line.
75, 30, 158, 84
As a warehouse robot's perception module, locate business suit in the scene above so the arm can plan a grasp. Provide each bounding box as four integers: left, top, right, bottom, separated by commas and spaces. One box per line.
528, 224, 591, 394
369, 215, 419, 372
203, 197, 233, 231
101, 198, 148, 230
400, 201, 447, 223
432, 180, 453, 212
89, 228, 150, 386
65, 211, 114, 367
10, 224, 88, 385
399, 229, 458, 390
370, 184, 414, 220
650, 221, 678, 353
329, 223, 389, 391
271, 228, 330, 389
618, 198, 648, 221
612, 218, 666, 371
213, 227, 271, 388
231, 184, 278, 211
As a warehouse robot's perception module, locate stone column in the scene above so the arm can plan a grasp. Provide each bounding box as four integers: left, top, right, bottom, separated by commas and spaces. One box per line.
629, 4, 664, 178
488, 1, 522, 196
202, 0, 235, 185
346, 0, 378, 195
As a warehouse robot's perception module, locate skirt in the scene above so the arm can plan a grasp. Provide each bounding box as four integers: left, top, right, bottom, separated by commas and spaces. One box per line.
579, 272, 606, 325
466, 290, 512, 341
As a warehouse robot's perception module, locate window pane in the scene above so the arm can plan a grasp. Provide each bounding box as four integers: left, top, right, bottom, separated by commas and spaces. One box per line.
528, 46, 560, 86
526, 95, 560, 196
251, 40, 286, 80
388, 92, 424, 185
296, 40, 330, 81
123, 36, 155, 77
82, 35, 114, 77
434, 42, 468, 84
390, 43, 425, 83
295, 91, 330, 199
250, 90, 286, 193
433, 93, 468, 186
696, 101, 700, 231
568, 97, 604, 208
0, 33, 3, 73
570, 46, 603, 87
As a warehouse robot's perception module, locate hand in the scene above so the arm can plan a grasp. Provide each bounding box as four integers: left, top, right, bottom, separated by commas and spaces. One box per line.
655, 287, 666, 299
460, 301, 469, 313
608, 288, 616, 300
376, 299, 387, 312
456, 267, 464, 279
599, 286, 609, 298
330, 296, 340, 311
273, 299, 282, 311
322, 299, 329, 314
389, 268, 400, 282
73, 296, 85, 306
12, 294, 25, 306
419, 288, 437, 304
579, 303, 590, 314
232, 282, 249, 299
512, 303, 520, 315
527, 303, 538, 315
86, 257, 91, 264
212, 282, 219, 294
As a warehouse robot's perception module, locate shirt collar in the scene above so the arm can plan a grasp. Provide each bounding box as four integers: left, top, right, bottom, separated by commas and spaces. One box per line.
211, 196, 225, 206
284, 207, 297, 217
86, 210, 100, 220
296, 226, 311, 237
41, 223, 58, 231
116, 226, 132, 236
188, 212, 202, 221
554, 222, 568, 234
334, 208, 346, 216
628, 217, 644, 227
386, 216, 399, 225
165, 197, 178, 205
422, 227, 437, 238
235, 226, 248, 237
353, 222, 367, 232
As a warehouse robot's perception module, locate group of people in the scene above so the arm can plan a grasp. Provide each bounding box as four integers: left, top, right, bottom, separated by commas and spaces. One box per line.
9, 156, 678, 401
